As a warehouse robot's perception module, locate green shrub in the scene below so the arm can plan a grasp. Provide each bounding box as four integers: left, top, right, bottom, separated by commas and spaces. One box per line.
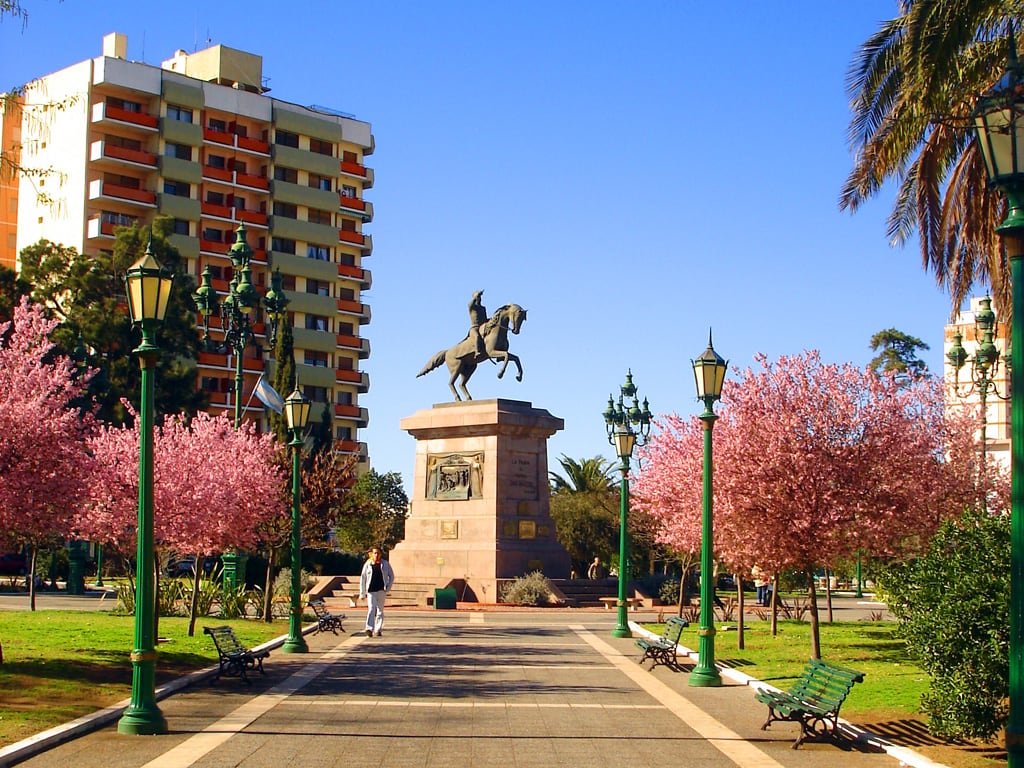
500, 571, 557, 606
658, 578, 681, 605
272, 567, 317, 598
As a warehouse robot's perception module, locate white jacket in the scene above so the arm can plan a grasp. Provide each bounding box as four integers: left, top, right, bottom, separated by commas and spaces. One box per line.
359, 557, 395, 599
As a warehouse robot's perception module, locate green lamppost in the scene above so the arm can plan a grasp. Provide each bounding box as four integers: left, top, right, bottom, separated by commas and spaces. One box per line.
281, 388, 312, 654
972, 32, 1024, 767
689, 331, 727, 688
193, 223, 289, 588
118, 244, 173, 735
947, 297, 1008, 489
603, 370, 652, 638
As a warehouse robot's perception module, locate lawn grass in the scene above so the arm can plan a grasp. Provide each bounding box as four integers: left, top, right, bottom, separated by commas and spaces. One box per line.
649, 617, 1006, 768
0, 610, 287, 747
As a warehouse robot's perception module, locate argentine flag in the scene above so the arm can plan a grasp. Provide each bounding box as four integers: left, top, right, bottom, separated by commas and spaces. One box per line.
252, 374, 284, 414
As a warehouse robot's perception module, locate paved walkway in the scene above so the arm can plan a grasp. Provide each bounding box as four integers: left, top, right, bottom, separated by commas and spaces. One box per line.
2, 610, 941, 768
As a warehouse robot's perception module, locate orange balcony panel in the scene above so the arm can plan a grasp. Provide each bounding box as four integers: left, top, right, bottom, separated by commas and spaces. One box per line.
201, 201, 233, 219
105, 184, 156, 205
337, 229, 364, 245
252, 249, 268, 263
106, 106, 159, 129
211, 278, 230, 291
200, 238, 229, 254
105, 144, 157, 166
340, 160, 367, 177
203, 165, 232, 182
236, 209, 267, 226
336, 333, 361, 348
198, 351, 228, 366
336, 368, 362, 383
203, 127, 233, 145
100, 220, 116, 236
252, 322, 265, 335
337, 298, 364, 314
338, 195, 365, 211
236, 135, 270, 154
335, 403, 360, 418
243, 359, 265, 373
337, 263, 362, 279
335, 439, 359, 453
236, 172, 269, 190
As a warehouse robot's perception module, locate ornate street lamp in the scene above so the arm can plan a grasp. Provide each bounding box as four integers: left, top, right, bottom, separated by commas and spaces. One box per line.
281, 388, 312, 654
193, 223, 289, 588
689, 330, 727, 688
971, 31, 1024, 765
118, 243, 172, 736
947, 296, 1008, 485
192, 223, 287, 429
603, 370, 652, 638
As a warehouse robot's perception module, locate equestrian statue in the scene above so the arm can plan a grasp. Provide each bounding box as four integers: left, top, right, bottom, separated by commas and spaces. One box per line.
417, 290, 527, 401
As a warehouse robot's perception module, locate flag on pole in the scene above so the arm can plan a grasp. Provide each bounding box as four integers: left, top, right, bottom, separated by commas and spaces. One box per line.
252, 373, 284, 414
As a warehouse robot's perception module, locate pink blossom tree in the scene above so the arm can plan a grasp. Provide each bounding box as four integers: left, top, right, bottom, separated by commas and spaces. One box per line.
0, 298, 96, 611
82, 410, 287, 634
635, 351, 988, 658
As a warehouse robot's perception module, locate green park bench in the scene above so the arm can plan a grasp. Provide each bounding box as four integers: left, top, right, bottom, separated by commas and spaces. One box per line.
308, 598, 345, 634
203, 625, 270, 685
755, 658, 865, 748
635, 616, 689, 670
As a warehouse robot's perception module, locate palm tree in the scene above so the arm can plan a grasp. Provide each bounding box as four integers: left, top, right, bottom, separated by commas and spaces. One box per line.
842, 1, 1020, 315
549, 455, 615, 494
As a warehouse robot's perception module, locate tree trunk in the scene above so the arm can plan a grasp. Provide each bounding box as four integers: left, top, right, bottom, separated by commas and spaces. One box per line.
736, 573, 745, 650
28, 547, 37, 611
770, 573, 778, 636
807, 570, 821, 660
676, 565, 687, 617
187, 558, 201, 637
262, 547, 278, 623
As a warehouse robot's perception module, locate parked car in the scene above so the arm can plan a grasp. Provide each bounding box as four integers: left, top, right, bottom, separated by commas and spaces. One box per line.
165, 557, 218, 578
0, 552, 27, 576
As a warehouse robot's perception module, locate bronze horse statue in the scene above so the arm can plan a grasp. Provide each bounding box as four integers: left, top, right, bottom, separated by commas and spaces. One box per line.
417, 304, 527, 401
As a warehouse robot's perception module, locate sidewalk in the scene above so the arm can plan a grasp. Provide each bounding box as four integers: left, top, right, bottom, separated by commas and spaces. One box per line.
1, 610, 947, 768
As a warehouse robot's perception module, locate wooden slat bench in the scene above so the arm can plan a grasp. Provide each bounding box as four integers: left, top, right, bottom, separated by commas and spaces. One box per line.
308, 598, 345, 634
755, 658, 865, 748
635, 616, 689, 670
598, 596, 643, 611
203, 625, 270, 685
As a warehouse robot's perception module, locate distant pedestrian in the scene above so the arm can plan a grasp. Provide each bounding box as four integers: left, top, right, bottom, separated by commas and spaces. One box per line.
752, 566, 769, 606
587, 557, 603, 580
359, 546, 394, 637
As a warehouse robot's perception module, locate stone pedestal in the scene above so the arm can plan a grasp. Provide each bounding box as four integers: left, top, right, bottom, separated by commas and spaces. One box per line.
388, 399, 571, 603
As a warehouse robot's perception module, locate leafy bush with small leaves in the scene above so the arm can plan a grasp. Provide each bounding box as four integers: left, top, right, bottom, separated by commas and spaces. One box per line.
500, 571, 557, 606
273, 568, 317, 598
878, 510, 1009, 741
658, 578, 680, 605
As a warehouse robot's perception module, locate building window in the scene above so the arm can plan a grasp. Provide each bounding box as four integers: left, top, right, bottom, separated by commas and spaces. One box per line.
108, 135, 142, 151
206, 153, 227, 168
304, 351, 329, 368
306, 245, 330, 261
336, 426, 352, 441
234, 124, 248, 138
341, 184, 357, 199
164, 142, 192, 160
342, 150, 359, 164
309, 174, 332, 191
163, 180, 190, 198
206, 190, 226, 206
337, 391, 353, 405
307, 208, 331, 225
172, 219, 190, 235
201, 377, 220, 392
275, 129, 299, 148
234, 160, 247, 175
339, 287, 356, 301
337, 356, 354, 371
340, 218, 356, 232
202, 227, 226, 242
273, 202, 297, 219
106, 173, 141, 189
108, 97, 142, 113
166, 105, 193, 123
208, 117, 228, 132
339, 252, 356, 266
309, 138, 333, 156
307, 386, 328, 403
306, 279, 330, 296
305, 314, 329, 332
339, 321, 354, 336
271, 237, 296, 254
274, 166, 298, 183
232, 195, 247, 211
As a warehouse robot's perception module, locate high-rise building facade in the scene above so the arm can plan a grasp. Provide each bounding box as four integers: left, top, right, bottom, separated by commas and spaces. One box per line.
11, 33, 373, 464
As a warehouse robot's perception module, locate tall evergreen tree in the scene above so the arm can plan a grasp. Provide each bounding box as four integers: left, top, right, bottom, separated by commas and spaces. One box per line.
270, 318, 296, 444
869, 328, 930, 381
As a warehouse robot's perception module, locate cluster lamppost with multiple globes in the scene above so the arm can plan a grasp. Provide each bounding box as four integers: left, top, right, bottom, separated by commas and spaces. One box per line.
117, 245, 173, 736
603, 371, 652, 639
281, 387, 312, 654
970, 30, 1024, 766
689, 332, 728, 688
947, 296, 1008, 483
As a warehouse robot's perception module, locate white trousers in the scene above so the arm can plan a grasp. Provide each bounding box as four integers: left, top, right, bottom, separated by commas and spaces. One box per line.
365, 590, 386, 633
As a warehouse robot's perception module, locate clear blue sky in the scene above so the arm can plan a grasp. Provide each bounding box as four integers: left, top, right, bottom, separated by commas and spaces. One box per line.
2, 2, 957, 492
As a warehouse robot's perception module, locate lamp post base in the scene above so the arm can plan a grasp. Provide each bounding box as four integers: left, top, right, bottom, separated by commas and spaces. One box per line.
117, 707, 168, 735
689, 666, 723, 687
611, 625, 632, 639
281, 636, 309, 654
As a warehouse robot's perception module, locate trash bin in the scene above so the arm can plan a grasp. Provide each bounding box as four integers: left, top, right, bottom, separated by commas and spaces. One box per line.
434, 588, 457, 610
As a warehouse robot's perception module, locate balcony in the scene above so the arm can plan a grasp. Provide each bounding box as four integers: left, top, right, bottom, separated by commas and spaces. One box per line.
90, 140, 157, 169
339, 159, 367, 178
335, 368, 370, 393
202, 164, 233, 183
201, 201, 233, 220
199, 238, 230, 255
203, 126, 233, 146
236, 135, 270, 155
91, 101, 159, 131
337, 229, 366, 246
336, 334, 371, 359
88, 179, 156, 207
337, 298, 370, 325
235, 172, 269, 191
235, 208, 268, 227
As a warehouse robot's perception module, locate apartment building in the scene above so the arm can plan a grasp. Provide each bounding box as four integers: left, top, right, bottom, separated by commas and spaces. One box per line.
11, 33, 373, 464
943, 296, 1011, 471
